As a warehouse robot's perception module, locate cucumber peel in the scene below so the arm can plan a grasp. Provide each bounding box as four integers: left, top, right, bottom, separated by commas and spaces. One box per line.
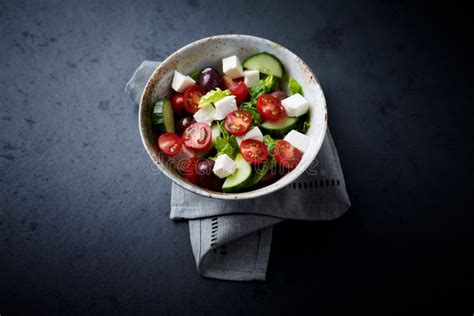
152, 97, 175, 133
260, 116, 298, 138
222, 154, 253, 193
243, 53, 284, 78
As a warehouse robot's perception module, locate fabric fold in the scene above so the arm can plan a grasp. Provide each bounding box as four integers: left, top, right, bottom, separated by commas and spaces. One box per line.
126, 60, 351, 281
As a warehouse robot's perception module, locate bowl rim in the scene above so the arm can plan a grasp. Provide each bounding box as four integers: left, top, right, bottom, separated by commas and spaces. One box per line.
139, 34, 327, 200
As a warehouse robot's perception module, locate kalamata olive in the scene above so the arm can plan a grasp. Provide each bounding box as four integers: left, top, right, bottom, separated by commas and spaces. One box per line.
270, 91, 288, 100
175, 117, 195, 136
196, 159, 224, 191
198, 68, 223, 92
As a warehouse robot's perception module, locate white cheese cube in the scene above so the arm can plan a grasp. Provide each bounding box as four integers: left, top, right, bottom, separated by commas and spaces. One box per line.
243, 70, 260, 88
222, 55, 244, 79
213, 95, 237, 120
281, 93, 309, 117
171, 70, 195, 93
284, 130, 310, 153
213, 154, 236, 178
193, 103, 216, 125
236, 126, 264, 145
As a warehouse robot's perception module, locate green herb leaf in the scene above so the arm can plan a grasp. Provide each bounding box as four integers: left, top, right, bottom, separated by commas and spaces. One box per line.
213, 122, 239, 159
288, 77, 304, 96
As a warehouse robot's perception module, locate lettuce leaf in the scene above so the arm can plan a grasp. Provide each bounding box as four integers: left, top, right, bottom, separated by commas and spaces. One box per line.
296, 114, 311, 133
199, 88, 231, 107
240, 102, 262, 126
288, 77, 304, 96
248, 75, 280, 102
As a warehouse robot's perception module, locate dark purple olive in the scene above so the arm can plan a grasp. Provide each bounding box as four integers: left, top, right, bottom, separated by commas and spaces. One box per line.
198, 68, 223, 92
196, 159, 224, 191
175, 117, 195, 136
270, 91, 287, 100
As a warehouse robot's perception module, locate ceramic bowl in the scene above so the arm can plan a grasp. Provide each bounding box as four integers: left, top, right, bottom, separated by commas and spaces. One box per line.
139, 34, 327, 200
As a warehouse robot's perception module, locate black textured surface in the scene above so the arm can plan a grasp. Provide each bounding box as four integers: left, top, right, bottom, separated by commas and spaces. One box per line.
1, 0, 473, 314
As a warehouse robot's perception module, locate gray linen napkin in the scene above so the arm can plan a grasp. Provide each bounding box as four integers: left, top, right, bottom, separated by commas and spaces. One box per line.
126, 61, 351, 281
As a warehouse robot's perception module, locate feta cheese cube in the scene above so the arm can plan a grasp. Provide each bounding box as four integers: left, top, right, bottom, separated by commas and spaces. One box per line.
213, 154, 236, 178
193, 103, 216, 124
171, 70, 195, 93
222, 55, 244, 79
213, 95, 237, 120
236, 126, 264, 145
284, 130, 310, 153
281, 93, 309, 117
243, 70, 260, 88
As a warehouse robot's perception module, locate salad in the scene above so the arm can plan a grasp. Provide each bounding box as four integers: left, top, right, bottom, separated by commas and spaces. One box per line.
152, 52, 312, 193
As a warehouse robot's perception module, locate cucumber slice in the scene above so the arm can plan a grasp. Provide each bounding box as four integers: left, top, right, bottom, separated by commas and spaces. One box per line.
243, 53, 284, 78
152, 97, 175, 133
244, 167, 268, 188
222, 154, 252, 193
260, 116, 299, 138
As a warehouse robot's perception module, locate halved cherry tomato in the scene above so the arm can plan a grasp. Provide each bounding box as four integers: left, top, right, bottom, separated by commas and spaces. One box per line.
183, 85, 205, 114
183, 157, 200, 185
257, 94, 286, 121
181, 122, 212, 151
273, 140, 302, 169
224, 110, 252, 136
231, 82, 248, 105
222, 75, 242, 90
158, 132, 182, 157
171, 93, 185, 114
222, 76, 247, 105
240, 139, 269, 164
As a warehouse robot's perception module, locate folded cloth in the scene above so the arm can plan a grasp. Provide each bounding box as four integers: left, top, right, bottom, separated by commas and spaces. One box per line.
126, 61, 351, 281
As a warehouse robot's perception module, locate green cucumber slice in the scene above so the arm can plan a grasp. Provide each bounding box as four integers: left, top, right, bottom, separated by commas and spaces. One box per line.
260, 116, 299, 138
152, 97, 175, 133
222, 154, 252, 193
242, 53, 284, 78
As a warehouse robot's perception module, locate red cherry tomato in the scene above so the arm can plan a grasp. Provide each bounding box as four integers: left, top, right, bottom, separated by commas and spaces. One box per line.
224, 110, 252, 136
171, 93, 185, 114
256, 94, 286, 121
222, 76, 247, 105
181, 122, 212, 151
183, 157, 200, 185
231, 82, 248, 105
273, 140, 302, 169
157, 133, 182, 157
183, 85, 205, 114
222, 75, 242, 90
240, 139, 269, 164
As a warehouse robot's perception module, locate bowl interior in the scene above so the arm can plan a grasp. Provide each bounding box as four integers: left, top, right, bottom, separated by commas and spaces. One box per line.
140, 35, 327, 200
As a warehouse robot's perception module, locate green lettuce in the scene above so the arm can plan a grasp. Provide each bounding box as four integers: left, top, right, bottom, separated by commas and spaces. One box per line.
248, 75, 280, 102
240, 102, 262, 126
296, 114, 311, 133
199, 88, 231, 107
288, 77, 304, 96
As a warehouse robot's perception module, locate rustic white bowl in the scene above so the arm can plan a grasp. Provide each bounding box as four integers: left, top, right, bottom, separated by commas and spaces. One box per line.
139, 34, 327, 200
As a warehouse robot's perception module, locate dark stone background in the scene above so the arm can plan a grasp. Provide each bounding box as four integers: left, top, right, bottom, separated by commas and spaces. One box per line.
1, 0, 473, 314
